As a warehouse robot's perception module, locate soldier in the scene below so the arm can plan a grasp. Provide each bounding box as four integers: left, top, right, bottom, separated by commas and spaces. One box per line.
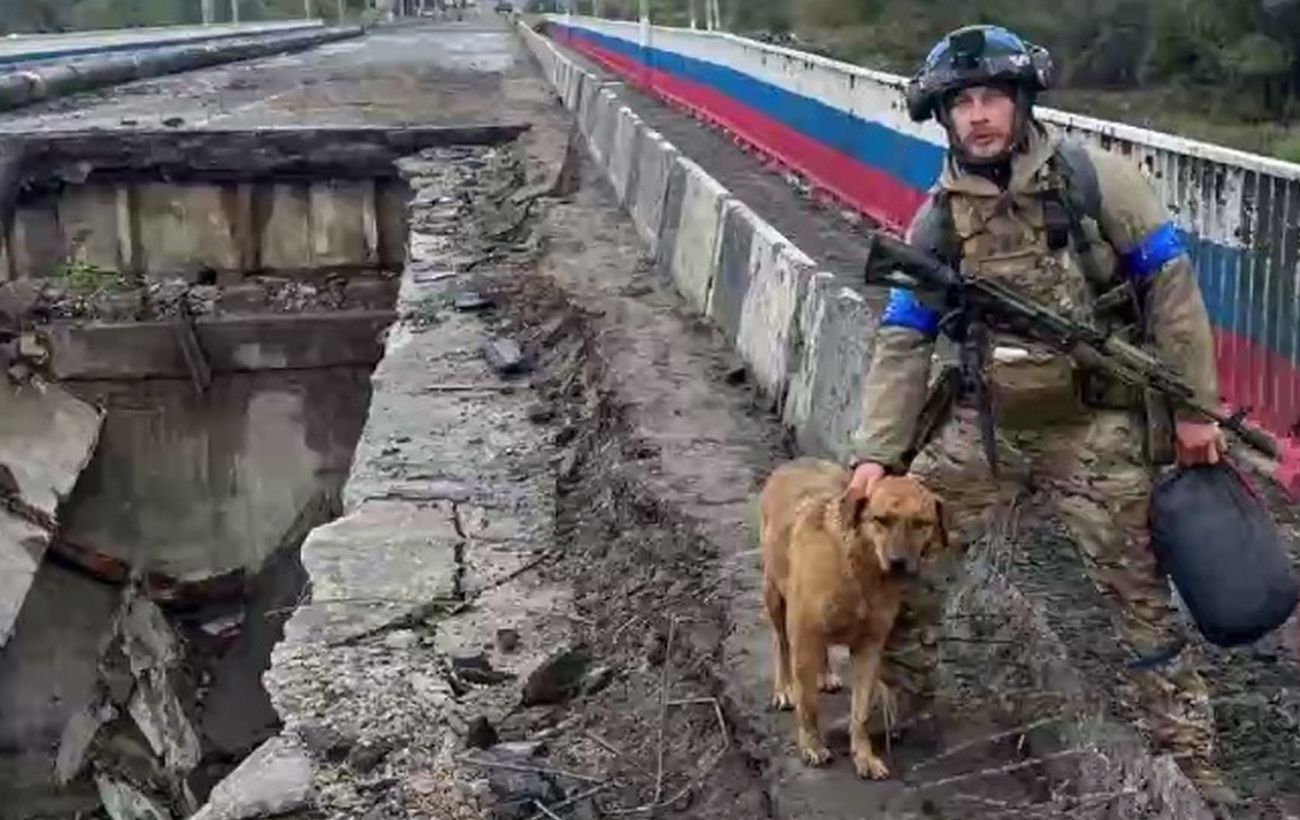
845, 25, 1236, 807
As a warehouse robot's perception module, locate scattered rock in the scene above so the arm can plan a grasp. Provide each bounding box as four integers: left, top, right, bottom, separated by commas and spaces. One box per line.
557, 449, 579, 479
520, 646, 591, 707
619, 282, 652, 298
198, 611, 243, 640
479, 741, 564, 820
553, 426, 578, 446
496, 627, 521, 654
496, 707, 564, 741
525, 403, 555, 424
54, 699, 116, 784
643, 629, 667, 667
453, 291, 492, 312
190, 735, 315, 820
482, 337, 527, 376
382, 629, 420, 651
452, 651, 514, 685
465, 715, 499, 750
95, 774, 171, 820
581, 665, 615, 697
296, 721, 352, 763
348, 738, 393, 774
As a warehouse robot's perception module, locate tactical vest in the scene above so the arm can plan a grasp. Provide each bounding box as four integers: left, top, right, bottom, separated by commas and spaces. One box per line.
912, 140, 1142, 429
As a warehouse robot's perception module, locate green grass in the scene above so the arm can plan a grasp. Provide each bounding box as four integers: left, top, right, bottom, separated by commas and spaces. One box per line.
52, 261, 132, 295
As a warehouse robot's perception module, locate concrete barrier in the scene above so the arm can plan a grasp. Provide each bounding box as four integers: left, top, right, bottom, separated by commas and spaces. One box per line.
708, 200, 758, 339
665, 158, 729, 314
591, 89, 620, 167
782, 274, 879, 461
578, 75, 602, 141
552, 57, 567, 100
607, 106, 641, 207
629, 128, 679, 256
736, 242, 814, 407
563, 61, 583, 110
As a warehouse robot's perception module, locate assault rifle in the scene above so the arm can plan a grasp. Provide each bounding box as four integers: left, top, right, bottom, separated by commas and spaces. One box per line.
861, 229, 1292, 485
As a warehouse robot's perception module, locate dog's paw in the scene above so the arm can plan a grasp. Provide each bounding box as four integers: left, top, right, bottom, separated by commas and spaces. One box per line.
770, 691, 794, 711
799, 744, 833, 767
818, 671, 843, 693
853, 752, 890, 780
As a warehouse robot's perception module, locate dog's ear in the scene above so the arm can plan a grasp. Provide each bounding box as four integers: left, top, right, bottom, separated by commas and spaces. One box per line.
838, 488, 867, 532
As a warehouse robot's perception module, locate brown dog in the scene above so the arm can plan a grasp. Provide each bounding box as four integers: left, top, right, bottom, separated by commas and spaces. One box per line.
759, 457, 946, 779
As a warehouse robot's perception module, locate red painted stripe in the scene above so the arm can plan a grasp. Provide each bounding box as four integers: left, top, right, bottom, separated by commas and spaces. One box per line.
1216, 328, 1300, 437
564, 34, 926, 234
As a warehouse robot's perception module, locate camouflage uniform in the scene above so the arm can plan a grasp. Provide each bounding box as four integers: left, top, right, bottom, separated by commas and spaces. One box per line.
851, 121, 1223, 785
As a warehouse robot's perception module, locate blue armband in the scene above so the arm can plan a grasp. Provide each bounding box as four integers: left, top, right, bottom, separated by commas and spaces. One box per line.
881, 287, 940, 337
1123, 222, 1186, 281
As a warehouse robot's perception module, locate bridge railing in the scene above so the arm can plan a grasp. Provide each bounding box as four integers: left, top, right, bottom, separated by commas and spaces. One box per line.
543, 13, 1300, 444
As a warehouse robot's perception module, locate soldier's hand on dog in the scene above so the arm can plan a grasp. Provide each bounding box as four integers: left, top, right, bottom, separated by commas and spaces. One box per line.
1175, 419, 1224, 466
848, 461, 887, 500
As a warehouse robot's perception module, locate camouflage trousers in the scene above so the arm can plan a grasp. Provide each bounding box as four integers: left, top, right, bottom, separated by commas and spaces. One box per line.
882, 405, 1216, 773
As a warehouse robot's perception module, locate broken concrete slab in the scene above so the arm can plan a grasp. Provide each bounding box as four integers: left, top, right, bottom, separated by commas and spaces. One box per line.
0, 378, 104, 520
54, 699, 117, 785
189, 735, 315, 820
128, 675, 202, 777
95, 773, 171, 820
277, 500, 462, 646
107, 595, 202, 776
482, 337, 526, 376
0, 510, 46, 647
0, 379, 102, 648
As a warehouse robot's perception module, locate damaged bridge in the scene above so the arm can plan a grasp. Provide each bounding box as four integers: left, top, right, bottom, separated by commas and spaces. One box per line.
1, 10, 1299, 820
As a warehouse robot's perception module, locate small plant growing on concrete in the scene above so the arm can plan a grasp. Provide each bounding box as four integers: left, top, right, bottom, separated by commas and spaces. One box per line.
52, 261, 132, 295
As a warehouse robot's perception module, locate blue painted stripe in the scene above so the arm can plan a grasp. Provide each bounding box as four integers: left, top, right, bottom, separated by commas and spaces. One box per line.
555, 24, 946, 193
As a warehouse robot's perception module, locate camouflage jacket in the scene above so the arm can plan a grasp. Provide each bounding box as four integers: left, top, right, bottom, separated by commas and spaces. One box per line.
851, 122, 1220, 471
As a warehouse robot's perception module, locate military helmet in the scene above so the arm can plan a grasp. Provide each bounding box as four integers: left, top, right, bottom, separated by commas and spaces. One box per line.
904, 25, 1053, 124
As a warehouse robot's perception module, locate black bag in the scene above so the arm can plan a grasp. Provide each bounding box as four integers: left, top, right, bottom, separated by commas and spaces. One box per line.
1149, 463, 1298, 648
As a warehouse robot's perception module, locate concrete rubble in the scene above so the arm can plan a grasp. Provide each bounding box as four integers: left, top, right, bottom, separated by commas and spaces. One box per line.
0, 374, 103, 647
53, 589, 205, 817
189, 736, 314, 820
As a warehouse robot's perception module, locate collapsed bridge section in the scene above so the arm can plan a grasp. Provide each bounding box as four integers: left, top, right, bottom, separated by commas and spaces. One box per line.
0, 121, 527, 819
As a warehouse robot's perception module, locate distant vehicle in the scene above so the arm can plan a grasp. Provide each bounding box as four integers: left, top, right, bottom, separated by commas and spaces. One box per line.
495, 0, 514, 13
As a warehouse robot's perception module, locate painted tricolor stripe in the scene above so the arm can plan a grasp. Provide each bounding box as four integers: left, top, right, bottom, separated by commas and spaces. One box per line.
549, 20, 1300, 441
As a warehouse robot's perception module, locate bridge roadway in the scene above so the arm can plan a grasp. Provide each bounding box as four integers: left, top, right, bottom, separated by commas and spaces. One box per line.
2, 15, 1297, 820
